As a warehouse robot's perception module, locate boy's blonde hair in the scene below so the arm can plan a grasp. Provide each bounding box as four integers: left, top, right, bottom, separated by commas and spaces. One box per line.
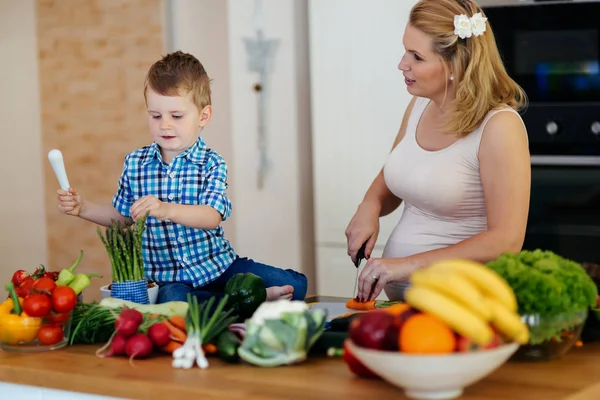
409, 0, 527, 137
144, 51, 212, 109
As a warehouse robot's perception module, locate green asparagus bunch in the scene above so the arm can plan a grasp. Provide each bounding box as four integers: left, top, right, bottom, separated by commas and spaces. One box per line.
97, 212, 149, 282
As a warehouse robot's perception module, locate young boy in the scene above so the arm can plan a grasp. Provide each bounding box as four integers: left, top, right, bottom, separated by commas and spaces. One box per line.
56, 51, 307, 304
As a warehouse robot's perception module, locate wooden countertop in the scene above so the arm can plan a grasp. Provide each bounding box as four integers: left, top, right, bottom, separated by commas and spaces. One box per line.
1, 343, 600, 399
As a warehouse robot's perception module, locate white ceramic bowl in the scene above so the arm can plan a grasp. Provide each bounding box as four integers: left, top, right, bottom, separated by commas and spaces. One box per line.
346, 339, 519, 400
100, 283, 159, 304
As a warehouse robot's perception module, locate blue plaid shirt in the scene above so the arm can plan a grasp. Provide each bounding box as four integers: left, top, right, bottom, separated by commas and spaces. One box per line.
112, 137, 237, 287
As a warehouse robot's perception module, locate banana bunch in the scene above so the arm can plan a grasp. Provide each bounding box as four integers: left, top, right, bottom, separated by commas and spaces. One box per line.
404, 259, 529, 346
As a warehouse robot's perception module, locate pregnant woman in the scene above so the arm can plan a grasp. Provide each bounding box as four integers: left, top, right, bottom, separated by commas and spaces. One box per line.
345, 0, 531, 302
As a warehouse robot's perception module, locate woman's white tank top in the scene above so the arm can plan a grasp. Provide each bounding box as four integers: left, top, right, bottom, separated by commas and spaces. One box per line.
381, 96, 521, 300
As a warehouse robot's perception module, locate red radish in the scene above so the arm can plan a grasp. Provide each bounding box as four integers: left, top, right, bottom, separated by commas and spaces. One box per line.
106, 334, 127, 357
148, 322, 170, 347
119, 308, 143, 325
125, 334, 154, 359
115, 309, 143, 338
96, 332, 128, 358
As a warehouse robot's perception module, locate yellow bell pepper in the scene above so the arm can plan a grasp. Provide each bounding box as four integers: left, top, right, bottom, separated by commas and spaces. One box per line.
0, 283, 41, 345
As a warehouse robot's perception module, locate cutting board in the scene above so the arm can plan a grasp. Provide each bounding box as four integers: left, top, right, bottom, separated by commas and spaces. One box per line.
308, 301, 359, 321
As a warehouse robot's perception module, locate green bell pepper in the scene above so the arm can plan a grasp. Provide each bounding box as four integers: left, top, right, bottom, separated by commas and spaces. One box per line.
224, 273, 267, 320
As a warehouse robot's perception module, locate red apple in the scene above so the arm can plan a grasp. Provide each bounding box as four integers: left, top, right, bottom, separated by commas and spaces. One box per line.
455, 330, 502, 352
349, 311, 396, 350
455, 335, 479, 352
381, 307, 420, 351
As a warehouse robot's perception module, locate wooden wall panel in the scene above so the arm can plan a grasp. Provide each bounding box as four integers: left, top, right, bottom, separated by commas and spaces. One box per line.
37, 0, 165, 300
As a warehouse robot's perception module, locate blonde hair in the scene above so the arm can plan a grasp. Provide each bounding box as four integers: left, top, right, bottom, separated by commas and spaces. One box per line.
144, 51, 211, 109
409, 0, 527, 137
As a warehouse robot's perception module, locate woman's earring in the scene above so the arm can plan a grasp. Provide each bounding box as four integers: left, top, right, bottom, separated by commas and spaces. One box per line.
450, 75, 454, 81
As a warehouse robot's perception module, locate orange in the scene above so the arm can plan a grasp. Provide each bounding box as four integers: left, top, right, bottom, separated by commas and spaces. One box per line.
399, 313, 456, 354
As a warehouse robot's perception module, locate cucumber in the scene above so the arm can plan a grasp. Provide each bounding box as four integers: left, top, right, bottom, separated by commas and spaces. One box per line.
217, 330, 241, 363
98, 297, 188, 318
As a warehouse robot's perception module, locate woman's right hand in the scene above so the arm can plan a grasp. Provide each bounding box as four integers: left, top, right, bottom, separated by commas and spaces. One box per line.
345, 201, 381, 265
57, 188, 83, 216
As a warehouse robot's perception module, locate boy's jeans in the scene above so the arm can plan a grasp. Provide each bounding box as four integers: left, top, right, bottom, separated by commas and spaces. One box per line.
156, 256, 308, 304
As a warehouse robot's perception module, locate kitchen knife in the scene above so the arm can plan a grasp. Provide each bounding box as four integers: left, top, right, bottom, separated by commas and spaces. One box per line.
352, 242, 367, 299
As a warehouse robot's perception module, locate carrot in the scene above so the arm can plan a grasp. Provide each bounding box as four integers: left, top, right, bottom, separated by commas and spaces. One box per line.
345, 298, 376, 310
148, 314, 161, 320
160, 340, 183, 354
168, 315, 187, 333
202, 343, 217, 355
162, 319, 187, 343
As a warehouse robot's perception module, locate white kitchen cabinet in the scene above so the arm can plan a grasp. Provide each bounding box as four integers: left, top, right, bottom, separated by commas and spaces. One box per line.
309, 0, 418, 297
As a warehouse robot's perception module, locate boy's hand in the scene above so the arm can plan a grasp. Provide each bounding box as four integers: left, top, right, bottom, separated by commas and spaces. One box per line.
131, 195, 169, 221
57, 188, 84, 216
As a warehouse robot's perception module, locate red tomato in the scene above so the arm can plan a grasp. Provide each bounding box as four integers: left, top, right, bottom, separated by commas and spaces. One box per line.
44, 271, 60, 281
11, 270, 30, 287
22, 294, 52, 318
48, 312, 71, 326
32, 277, 56, 294
51, 286, 77, 313
16, 277, 34, 298
37, 326, 65, 346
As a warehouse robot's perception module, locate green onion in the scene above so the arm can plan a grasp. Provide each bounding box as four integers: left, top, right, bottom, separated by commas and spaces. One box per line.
69, 302, 118, 345
172, 294, 237, 369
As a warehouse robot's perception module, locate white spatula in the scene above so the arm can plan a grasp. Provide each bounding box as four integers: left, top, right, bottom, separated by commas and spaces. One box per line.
48, 149, 71, 190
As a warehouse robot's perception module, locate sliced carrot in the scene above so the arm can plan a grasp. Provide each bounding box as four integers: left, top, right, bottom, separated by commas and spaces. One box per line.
202, 343, 217, 355
168, 315, 187, 333
162, 319, 187, 343
148, 314, 161, 320
160, 340, 183, 354
345, 298, 376, 310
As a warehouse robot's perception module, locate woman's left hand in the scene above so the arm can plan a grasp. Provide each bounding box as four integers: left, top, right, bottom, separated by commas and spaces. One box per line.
357, 257, 416, 301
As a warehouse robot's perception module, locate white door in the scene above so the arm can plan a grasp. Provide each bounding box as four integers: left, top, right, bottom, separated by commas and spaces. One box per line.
309, 0, 418, 298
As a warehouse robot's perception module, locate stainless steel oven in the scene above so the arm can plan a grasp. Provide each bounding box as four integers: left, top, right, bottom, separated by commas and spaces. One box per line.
482, 0, 600, 165
481, 0, 600, 264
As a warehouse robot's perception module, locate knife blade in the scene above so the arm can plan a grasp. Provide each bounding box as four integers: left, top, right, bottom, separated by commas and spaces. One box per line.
352, 242, 367, 299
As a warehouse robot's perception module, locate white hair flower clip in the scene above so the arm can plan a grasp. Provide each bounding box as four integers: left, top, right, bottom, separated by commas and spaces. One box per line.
454, 12, 487, 39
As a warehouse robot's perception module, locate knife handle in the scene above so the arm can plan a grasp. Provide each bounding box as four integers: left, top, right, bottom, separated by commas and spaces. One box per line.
354, 242, 367, 268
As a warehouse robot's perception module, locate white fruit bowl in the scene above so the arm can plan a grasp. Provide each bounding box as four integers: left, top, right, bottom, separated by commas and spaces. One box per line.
346, 339, 519, 400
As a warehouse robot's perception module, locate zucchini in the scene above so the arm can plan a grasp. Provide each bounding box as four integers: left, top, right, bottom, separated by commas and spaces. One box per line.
329, 313, 361, 332
216, 330, 241, 363
98, 297, 188, 318
309, 332, 348, 356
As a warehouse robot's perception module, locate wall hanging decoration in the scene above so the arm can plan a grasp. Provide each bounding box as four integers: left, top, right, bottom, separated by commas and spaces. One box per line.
243, 0, 280, 189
